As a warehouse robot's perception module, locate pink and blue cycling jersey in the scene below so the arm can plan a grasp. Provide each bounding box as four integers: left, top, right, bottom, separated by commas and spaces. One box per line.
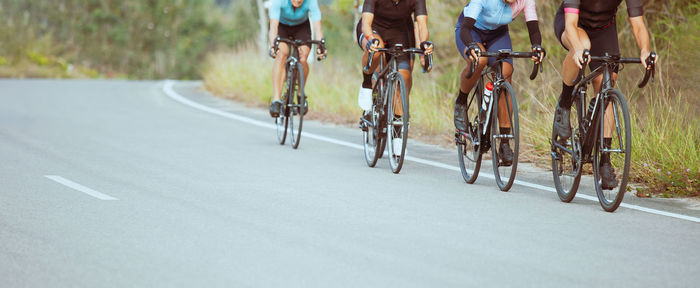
463, 0, 538, 31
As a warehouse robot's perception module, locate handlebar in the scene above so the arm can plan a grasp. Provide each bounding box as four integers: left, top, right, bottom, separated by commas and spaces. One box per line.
573, 49, 656, 88
637, 52, 656, 88
363, 43, 433, 73
271, 36, 327, 61
573, 49, 591, 86
465, 47, 544, 80
464, 46, 481, 79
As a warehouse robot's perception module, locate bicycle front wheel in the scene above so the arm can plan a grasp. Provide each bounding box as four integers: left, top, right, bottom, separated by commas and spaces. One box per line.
363, 76, 384, 167
289, 62, 305, 149
386, 74, 408, 174
593, 89, 631, 212
490, 81, 519, 191
457, 80, 483, 184
551, 89, 583, 202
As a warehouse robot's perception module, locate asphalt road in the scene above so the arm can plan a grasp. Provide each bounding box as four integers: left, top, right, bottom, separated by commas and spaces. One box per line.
1, 79, 698, 287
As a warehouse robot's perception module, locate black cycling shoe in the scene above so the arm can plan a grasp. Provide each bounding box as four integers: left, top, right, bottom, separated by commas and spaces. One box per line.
499, 142, 514, 167
554, 106, 572, 141
600, 162, 619, 190
454, 103, 468, 131
269, 100, 282, 118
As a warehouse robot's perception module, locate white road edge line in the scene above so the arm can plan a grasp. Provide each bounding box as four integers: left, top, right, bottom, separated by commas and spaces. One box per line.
162, 80, 700, 223
45, 175, 118, 201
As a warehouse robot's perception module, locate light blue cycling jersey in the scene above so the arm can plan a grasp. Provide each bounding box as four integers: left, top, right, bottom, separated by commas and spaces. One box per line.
269, 0, 322, 26
463, 0, 537, 31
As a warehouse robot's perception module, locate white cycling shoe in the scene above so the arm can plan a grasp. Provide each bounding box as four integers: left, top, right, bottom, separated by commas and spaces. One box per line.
357, 86, 373, 111
392, 138, 404, 156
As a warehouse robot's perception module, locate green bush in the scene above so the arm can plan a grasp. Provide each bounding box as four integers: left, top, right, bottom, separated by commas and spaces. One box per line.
0, 0, 256, 79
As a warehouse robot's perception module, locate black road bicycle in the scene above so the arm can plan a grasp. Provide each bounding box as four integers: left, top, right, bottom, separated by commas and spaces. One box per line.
360, 43, 432, 174
271, 36, 326, 149
456, 48, 543, 191
551, 49, 656, 212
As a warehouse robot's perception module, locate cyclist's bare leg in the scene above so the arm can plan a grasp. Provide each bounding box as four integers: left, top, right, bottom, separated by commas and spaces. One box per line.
498, 62, 514, 128
361, 36, 384, 75
298, 45, 311, 87
459, 43, 488, 94
272, 43, 290, 101
561, 28, 591, 86
592, 73, 618, 138
394, 68, 413, 116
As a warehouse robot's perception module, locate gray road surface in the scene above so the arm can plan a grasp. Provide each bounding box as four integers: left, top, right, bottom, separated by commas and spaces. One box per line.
1, 79, 698, 287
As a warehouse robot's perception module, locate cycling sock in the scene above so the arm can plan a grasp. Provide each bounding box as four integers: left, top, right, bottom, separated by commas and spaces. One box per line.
558, 82, 575, 109
500, 127, 511, 145
456, 90, 469, 105
362, 73, 372, 89
601, 138, 612, 164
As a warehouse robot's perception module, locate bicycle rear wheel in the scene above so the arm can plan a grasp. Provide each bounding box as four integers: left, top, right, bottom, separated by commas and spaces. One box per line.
551, 91, 583, 202
363, 77, 384, 167
457, 81, 483, 184
289, 62, 305, 149
490, 82, 519, 191
593, 89, 630, 212
386, 74, 408, 174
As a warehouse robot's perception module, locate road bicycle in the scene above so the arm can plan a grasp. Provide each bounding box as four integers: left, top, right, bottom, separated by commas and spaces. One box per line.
271, 36, 326, 149
551, 49, 656, 212
360, 43, 432, 173
456, 48, 543, 191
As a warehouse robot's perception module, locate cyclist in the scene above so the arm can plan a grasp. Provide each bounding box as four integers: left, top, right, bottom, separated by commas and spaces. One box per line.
356, 0, 433, 152
552, 0, 653, 189
268, 0, 326, 117
454, 0, 544, 166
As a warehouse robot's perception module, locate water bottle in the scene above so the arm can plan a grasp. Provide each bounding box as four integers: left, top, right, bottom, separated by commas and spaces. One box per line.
480, 82, 494, 122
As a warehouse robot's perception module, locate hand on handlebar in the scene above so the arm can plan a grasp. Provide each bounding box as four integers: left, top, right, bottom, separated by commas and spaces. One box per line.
465, 43, 481, 63
269, 45, 277, 59
316, 38, 327, 60
365, 38, 380, 53
420, 41, 434, 55
419, 41, 434, 73
573, 48, 587, 69
640, 49, 654, 70
531, 45, 545, 64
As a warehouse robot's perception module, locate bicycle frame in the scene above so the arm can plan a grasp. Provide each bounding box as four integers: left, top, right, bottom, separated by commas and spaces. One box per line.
479, 61, 510, 137
464, 49, 539, 142
362, 44, 432, 129
560, 54, 636, 163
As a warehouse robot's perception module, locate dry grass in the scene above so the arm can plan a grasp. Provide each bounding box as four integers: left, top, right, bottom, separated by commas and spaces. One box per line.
203, 0, 699, 197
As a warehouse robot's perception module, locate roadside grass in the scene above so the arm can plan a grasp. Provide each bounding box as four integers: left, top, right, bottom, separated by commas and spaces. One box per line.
204, 0, 699, 197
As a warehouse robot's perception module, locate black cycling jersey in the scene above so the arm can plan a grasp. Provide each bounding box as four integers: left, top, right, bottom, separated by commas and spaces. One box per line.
362, 0, 427, 30
562, 0, 643, 29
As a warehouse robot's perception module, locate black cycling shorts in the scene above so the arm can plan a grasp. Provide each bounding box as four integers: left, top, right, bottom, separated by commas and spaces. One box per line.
278, 19, 312, 48
554, 4, 620, 73
356, 20, 414, 71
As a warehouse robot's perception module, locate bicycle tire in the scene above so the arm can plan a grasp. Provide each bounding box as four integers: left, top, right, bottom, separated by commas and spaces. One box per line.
363, 77, 384, 167
551, 97, 582, 202
289, 62, 305, 149
457, 79, 483, 184
490, 81, 519, 191
387, 73, 408, 174
593, 89, 630, 212
276, 67, 293, 145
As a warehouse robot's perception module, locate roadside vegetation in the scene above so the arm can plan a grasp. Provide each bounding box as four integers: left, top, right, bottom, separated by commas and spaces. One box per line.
0, 0, 247, 79
203, 0, 698, 197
